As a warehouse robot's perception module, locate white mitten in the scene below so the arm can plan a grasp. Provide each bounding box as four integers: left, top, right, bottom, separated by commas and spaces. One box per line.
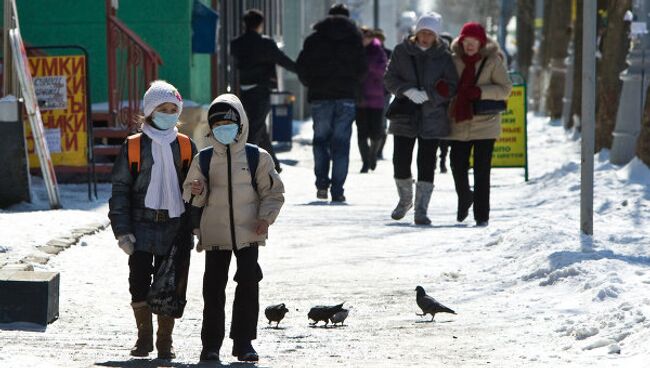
117, 234, 136, 255
193, 229, 204, 253
403, 88, 429, 104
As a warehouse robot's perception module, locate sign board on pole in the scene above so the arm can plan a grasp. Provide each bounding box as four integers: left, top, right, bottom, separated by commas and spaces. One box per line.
24, 55, 88, 168
9, 28, 61, 208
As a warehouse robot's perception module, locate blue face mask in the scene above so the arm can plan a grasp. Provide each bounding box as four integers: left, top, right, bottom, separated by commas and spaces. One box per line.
212, 123, 239, 145
152, 111, 179, 130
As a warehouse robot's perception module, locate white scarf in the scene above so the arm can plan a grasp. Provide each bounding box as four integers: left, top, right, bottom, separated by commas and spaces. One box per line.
141, 123, 185, 218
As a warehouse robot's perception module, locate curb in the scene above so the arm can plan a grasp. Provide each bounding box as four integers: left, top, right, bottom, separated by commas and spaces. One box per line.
0, 220, 111, 271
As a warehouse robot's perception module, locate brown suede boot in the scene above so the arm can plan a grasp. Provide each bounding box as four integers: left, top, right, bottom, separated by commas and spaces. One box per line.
130, 301, 153, 357
156, 315, 176, 359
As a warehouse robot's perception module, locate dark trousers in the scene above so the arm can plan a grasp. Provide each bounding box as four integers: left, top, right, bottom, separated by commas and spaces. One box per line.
240, 86, 280, 171
450, 139, 496, 223
201, 246, 263, 350
128, 251, 164, 303
355, 108, 384, 167
393, 135, 439, 182
438, 140, 449, 166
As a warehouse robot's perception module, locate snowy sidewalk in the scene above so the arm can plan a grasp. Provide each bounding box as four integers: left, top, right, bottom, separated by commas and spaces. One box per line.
1, 116, 649, 367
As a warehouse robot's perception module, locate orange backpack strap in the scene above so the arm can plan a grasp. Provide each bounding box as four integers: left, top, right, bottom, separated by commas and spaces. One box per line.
177, 133, 192, 171
127, 133, 142, 175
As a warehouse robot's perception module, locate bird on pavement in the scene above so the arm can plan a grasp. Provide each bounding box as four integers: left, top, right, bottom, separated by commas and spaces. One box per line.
415, 286, 456, 322
265, 303, 289, 328
308, 302, 345, 326
329, 308, 349, 326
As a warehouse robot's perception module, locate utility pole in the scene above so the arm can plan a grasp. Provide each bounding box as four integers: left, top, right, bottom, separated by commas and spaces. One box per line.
581, 0, 596, 237
373, 0, 379, 29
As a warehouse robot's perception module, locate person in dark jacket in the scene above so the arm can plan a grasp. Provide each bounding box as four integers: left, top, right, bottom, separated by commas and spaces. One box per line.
357, 26, 388, 173
384, 13, 458, 225
296, 3, 368, 202
230, 9, 297, 173
108, 81, 197, 360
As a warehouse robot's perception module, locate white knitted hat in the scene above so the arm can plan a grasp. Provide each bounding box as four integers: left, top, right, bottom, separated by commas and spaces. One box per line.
415, 12, 443, 35
142, 80, 183, 117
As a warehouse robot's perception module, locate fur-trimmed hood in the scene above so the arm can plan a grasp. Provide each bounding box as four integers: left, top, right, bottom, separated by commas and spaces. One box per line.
450, 37, 505, 64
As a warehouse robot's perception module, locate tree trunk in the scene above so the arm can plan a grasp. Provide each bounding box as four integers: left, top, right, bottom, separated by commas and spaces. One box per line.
516, 0, 535, 80
595, 0, 632, 152
570, 0, 584, 129
543, 0, 572, 119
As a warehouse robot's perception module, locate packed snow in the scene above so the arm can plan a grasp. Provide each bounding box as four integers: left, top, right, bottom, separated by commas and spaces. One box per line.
0, 114, 648, 367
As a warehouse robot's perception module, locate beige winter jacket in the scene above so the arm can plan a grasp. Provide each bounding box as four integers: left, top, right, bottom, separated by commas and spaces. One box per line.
182, 94, 284, 251
447, 38, 512, 141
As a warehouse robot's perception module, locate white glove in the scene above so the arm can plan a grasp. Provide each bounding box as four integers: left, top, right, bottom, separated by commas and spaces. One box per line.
403, 88, 429, 104
117, 234, 136, 255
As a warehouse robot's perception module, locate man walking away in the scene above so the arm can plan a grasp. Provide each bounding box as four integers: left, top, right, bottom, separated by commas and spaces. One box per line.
296, 3, 368, 202
231, 9, 297, 173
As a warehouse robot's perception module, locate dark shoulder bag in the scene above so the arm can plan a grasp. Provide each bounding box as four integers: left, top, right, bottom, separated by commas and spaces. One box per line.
385, 55, 421, 120
472, 58, 507, 115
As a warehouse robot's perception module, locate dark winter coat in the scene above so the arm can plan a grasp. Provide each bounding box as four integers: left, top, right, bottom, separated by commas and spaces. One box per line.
296, 16, 368, 102
359, 38, 388, 109
108, 132, 197, 255
384, 38, 459, 139
230, 31, 297, 89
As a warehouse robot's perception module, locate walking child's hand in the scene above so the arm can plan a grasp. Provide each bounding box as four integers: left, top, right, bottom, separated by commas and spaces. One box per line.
255, 219, 269, 235
191, 179, 204, 195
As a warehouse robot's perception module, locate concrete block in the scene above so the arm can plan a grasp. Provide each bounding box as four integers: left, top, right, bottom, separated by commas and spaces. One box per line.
0, 270, 59, 325
2, 263, 34, 271
36, 245, 65, 255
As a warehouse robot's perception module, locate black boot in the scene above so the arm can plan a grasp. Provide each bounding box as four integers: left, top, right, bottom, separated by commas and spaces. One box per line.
232, 340, 259, 362
457, 191, 473, 223
200, 347, 220, 361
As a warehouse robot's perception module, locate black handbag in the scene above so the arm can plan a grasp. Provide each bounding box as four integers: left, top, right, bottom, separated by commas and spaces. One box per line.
386, 55, 420, 120
472, 58, 507, 115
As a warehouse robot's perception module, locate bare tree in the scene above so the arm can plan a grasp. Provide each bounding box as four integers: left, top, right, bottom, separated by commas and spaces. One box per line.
638, 96, 650, 166
595, 0, 632, 151
516, 0, 535, 80
543, 0, 572, 119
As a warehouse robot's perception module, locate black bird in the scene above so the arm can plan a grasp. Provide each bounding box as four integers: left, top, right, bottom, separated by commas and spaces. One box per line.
329, 308, 349, 326
308, 302, 345, 326
265, 303, 289, 328
415, 286, 456, 322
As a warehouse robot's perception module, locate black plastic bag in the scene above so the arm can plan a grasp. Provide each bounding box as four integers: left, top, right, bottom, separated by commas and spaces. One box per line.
147, 242, 191, 318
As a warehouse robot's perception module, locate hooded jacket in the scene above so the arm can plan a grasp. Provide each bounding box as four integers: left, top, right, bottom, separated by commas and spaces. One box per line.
447, 37, 512, 141
384, 37, 459, 139
359, 38, 388, 109
182, 94, 284, 251
296, 15, 368, 102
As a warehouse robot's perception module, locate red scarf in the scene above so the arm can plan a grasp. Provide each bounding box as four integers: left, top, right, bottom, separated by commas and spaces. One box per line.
454, 53, 482, 123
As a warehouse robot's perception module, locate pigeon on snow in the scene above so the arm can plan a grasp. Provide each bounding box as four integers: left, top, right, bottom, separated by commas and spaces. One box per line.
415, 286, 456, 321
329, 308, 349, 326
308, 302, 345, 326
265, 303, 289, 328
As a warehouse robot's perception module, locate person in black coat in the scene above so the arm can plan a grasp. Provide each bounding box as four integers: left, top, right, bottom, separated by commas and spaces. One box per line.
230, 9, 297, 173
296, 3, 368, 202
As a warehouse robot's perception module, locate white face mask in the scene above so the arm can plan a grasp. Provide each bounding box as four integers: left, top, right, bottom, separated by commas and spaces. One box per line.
152, 111, 179, 130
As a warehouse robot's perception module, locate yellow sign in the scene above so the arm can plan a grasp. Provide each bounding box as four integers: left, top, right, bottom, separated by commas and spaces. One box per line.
25, 55, 87, 167
492, 85, 526, 168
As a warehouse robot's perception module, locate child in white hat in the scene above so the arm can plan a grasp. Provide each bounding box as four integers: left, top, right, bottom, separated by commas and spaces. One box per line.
108, 80, 197, 360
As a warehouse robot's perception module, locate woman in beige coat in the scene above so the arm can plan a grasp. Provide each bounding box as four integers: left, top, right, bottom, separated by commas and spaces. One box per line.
182, 94, 284, 362
447, 22, 512, 226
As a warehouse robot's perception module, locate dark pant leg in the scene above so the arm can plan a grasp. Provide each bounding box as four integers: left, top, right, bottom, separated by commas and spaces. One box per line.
393, 135, 416, 179
128, 251, 154, 303
450, 140, 473, 201
230, 246, 263, 342
201, 250, 232, 350
472, 139, 496, 223
416, 138, 439, 183
241, 87, 280, 170
439, 140, 449, 163
367, 109, 384, 169
355, 108, 370, 166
